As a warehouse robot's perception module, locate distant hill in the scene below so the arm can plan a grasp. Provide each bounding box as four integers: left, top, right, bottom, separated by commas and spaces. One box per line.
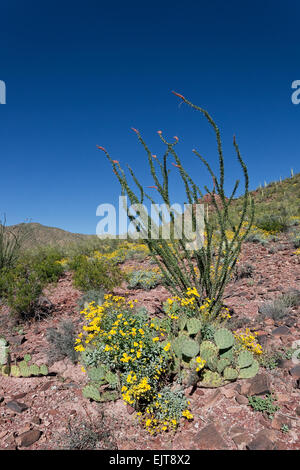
6, 222, 99, 250
6, 171, 300, 250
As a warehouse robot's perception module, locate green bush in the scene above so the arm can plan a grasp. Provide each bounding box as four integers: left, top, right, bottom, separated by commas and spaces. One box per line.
248, 394, 279, 419
77, 288, 106, 310
127, 269, 163, 290
255, 214, 288, 233
46, 320, 79, 364
0, 248, 64, 319
70, 255, 124, 292
0, 217, 31, 271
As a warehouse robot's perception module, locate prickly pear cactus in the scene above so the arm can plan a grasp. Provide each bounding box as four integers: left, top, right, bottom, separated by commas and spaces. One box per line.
87, 366, 107, 383
214, 328, 234, 350
238, 359, 259, 379
10, 365, 21, 377
39, 364, 49, 376
181, 337, 199, 358
237, 350, 253, 369
223, 366, 238, 381
82, 384, 102, 401
201, 370, 224, 388
186, 318, 202, 335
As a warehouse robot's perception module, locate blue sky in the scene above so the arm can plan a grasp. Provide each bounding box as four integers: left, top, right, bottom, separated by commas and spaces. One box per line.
0, 0, 299, 234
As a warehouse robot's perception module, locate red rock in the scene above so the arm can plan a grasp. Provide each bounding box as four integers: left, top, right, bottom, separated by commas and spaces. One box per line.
6, 401, 28, 413
16, 430, 42, 448
247, 374, 271, 396
289, 365, 300, 379
246, 430, 276, 450
271, 415, 291, 431
195, 424, 228, 450
232, 432, 252, 448
235, 394, 249, 405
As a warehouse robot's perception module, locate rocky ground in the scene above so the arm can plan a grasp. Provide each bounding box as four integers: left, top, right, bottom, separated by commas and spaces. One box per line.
0, 236, 299, 450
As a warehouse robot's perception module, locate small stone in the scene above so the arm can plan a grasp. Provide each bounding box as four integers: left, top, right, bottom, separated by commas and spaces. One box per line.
232, 432, 252, 448
271, 415, 291, 431
277, 359, 294, 369
295, 406, 300, 416
221, 388, 236, 399
6, 401, 28, 413
195, 423, 228, 450
230, 425, 246, 435
126, 405, 135, 415
31, 416, 41, 425
7, 335, 26, 346
246, 430, 276, 450
247, 374, 271, 396
15, 429, 41, 448
235, 394, 249, 405
289, 365, 300, 379
40, 382, 53, 392
202, 390, 222, 409
12, 392, 27, 400
271, 326, 290, 336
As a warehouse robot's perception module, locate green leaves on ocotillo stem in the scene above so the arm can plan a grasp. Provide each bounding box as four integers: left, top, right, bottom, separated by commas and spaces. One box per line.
101, 93, 254, 318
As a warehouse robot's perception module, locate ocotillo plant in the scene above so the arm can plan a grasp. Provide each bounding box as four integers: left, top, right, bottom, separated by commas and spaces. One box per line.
98, 92, 254, 319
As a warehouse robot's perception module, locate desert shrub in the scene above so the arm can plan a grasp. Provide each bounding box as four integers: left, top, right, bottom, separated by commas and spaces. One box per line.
69, 255, 124, 292
46, 320, 79, 364
0, 265, 43, 318
126, 268, 163, 290
258, 298, 290, 322
0, 248, 64, 320
255, 214, 288, 234
0, 217, 31, 271
248, 394, 279, 419
281, 289, 300, 308
99, 91, 254, 319
292, 236, 300, 249
234, 263, 254, 280
245, 233, 268, 246
26, 247, 64, 283
77, 288, 106, 310
75, 295, 194, 434
56, 415, 117, 450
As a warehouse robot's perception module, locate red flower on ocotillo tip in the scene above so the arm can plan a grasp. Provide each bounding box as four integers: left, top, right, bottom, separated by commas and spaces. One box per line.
131, 127, 139, 134
173, 136, 179, 141
152, 154, 157, 159
96, 145, 107, 152
147, 185, 158, 190
171, 162, 181, 168
112, 160, 119, 164
172, 91, 185, 100
157, 130, 162, 135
